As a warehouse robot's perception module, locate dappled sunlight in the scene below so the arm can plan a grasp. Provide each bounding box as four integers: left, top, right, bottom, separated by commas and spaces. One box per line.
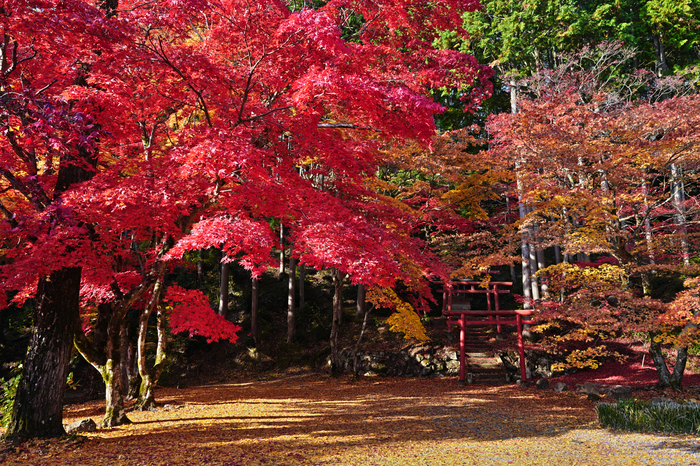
2, 376, 699, 465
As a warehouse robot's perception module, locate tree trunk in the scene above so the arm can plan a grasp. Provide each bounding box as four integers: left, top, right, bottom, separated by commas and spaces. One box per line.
4, 268, 81, 439
671, 164, 690, 267
287, 256, 296, 343
100, 360, 130, 427
356, 284, 366, 318
649, 337, 672, 388
219, 259, 229, 316
251, 277, 259, 346
120, 321, 140, 400
329, 269, 344, 376
648, 337, 687, 390
197, 249, 204, 288
298, 264, 305, 311
353, 304, 372, 375
278, 225, 285, 279
73, 301, 132, 428
135, 278, 166, 411
652, 34, 669, 76
509, 76, 518, 114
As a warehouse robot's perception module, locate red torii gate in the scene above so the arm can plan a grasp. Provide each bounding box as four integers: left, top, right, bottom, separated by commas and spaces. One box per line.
442, 280, 535, 384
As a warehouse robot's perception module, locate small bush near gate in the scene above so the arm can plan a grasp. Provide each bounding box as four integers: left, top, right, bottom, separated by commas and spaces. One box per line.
597, 399, 700, 434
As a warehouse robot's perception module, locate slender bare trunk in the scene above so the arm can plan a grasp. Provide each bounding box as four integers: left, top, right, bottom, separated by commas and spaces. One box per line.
356, 284, 366, 318
251, 276, 259, 346
278, 225, 285, 279
671, 164, 690, 266
287, 256, 296, 343
298, 264, 305, 311
517, 173, 533, 309
219, 258, 229, 316
353, 304, 372, 375
329, 269, 345, 375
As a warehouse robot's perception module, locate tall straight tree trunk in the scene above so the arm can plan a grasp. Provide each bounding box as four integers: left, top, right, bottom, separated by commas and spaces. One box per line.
278, 225, 285, 279
219, 258, 229, 316
329, 269, 345, 376
671, 164, 690, 266
516, 172, 534, 310
197, 249, 204, 288
5, 268, 82, 439
298, 264, 305, 311
287, 256, 297, 343
356, 284, 366, 318
251, 276, 259, 346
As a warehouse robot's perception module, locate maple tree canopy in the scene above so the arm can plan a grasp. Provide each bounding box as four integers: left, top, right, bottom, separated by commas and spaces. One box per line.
0, 0, 492, 316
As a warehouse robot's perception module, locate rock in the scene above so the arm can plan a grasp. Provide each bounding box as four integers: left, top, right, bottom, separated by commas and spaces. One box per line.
535, 357, 552, 377
445, 360, 460, 375
535, 378, 549, 389
552, 382, 568, 392
516, 379, 532, 387
587, 393, 601, 401
409, 346, 429, 357
577, 382, 600, 397
65, 418, 97, 434
443, 348, 458, 360
651, 397, 671, 404
498, 353, 519, 373
611, 385, 633, 401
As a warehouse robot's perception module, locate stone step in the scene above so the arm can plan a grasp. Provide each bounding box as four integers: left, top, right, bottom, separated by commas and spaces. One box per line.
465, 352, 493, 358
468, 359, 499, 366
468, 364, 503, 370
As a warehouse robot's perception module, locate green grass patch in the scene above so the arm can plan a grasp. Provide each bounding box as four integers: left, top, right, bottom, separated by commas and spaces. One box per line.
597, 399, 700, 435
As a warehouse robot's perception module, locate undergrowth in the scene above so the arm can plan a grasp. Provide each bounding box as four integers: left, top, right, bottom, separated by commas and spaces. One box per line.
597, 399, 700, 435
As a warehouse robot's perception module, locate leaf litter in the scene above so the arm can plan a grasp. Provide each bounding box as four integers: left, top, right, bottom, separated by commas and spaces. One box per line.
2, 375, 700, 465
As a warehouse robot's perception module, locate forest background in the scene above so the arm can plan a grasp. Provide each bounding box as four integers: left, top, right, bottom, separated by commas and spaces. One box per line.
1, 0, 700, 442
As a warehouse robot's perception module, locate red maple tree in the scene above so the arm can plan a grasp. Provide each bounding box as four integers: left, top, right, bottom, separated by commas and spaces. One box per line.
0, 0, 491, 438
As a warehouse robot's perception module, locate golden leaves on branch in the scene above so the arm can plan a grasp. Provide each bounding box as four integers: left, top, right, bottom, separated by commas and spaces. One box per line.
367, 287, 429, 342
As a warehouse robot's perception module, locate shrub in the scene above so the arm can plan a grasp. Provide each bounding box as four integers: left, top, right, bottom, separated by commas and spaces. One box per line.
0, 367, 21, 428
597, 399, 700, 435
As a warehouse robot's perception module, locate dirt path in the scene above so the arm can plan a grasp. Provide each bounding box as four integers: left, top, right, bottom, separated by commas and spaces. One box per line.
2, 376, 699, 465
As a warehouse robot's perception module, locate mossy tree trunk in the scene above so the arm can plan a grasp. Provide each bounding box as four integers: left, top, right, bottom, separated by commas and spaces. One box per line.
74, 301, 130, 428
74, 278, 157, 427
135, 278, 167, 411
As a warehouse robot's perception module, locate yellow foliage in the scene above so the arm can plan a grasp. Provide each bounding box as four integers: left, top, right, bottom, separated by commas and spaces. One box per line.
541, 262, 627, 292
551, 345, 625, 371
367, 287, 429, 342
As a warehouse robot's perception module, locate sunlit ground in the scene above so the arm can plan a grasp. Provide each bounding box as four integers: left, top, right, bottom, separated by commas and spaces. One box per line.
3, 376, 700, 465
